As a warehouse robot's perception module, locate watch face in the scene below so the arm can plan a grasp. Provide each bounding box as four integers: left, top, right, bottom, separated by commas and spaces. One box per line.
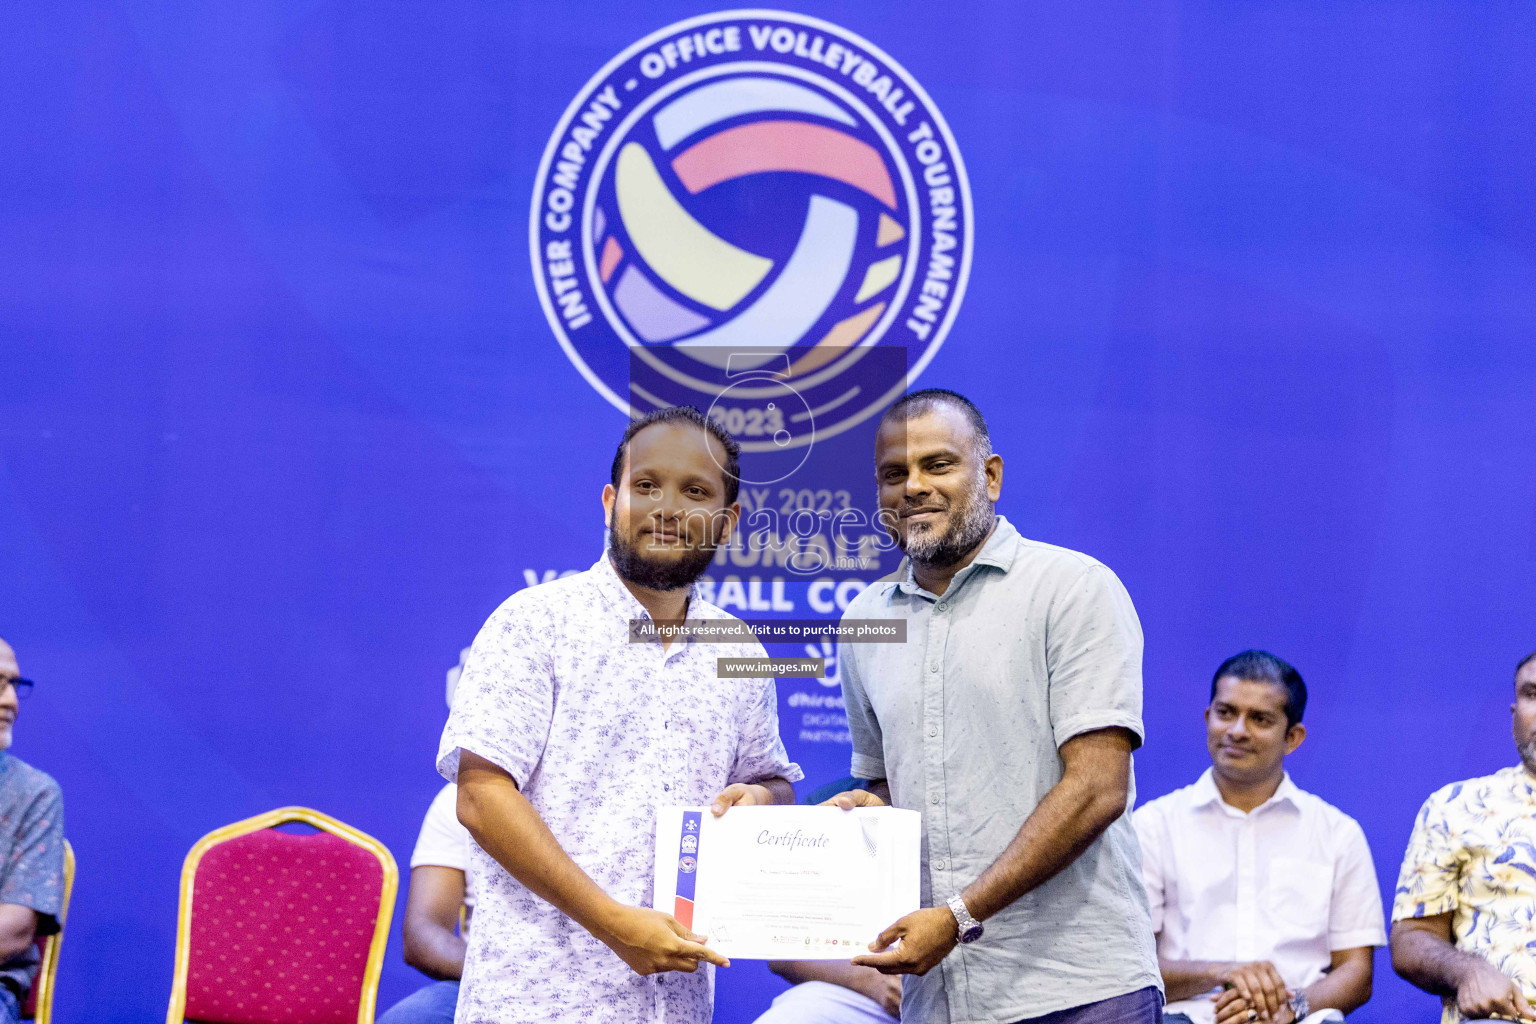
959, 922, 983, 943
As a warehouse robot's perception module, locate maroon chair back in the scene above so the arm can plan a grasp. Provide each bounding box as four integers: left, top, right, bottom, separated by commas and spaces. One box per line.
167, 809, 397, 1024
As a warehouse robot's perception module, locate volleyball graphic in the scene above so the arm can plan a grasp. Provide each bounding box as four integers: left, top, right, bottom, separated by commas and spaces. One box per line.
591, 74, 913, 375
532, 11, 972, 448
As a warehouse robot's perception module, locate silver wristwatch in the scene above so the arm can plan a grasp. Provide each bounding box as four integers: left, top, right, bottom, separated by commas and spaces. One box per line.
946, 892, 983, 943
1287, 991, 1309, 1020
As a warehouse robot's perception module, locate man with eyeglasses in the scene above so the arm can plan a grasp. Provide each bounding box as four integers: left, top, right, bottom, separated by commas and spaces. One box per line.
0, 638, 65, 1024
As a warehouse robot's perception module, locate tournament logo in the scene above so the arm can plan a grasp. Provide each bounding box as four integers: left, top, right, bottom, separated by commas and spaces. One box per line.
531, 10, 972, 450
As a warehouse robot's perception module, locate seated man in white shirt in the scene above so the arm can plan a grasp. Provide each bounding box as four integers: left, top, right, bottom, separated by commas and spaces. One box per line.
1134, 650, 1385, 1024
757, 961, 902, 1023
378, 783, 473, 1024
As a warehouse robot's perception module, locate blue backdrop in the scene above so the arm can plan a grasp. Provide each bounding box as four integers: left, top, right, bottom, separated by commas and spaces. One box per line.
4, 2, 1536, 1022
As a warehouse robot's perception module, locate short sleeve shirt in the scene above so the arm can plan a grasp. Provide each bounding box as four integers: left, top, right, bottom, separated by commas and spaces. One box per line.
410, 784, 474, 908
1393, 767, 1536, 1024
436, 556, 802, 1024
1135, 770, 1385, 1021
0, 755, 64, 994
838, 517, 1161, 1024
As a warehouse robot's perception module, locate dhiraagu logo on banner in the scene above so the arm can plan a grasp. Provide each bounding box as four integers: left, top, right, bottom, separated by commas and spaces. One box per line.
530, 9, 973, 445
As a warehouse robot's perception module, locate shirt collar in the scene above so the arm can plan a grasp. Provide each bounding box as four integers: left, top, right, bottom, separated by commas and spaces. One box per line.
589, 555, 697, 620
1500, 764, 1536, 805
890, 515, 1020, 599
1191, 767, 1302, 815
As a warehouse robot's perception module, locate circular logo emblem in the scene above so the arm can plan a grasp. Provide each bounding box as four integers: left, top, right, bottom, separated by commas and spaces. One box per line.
531, 10, 972, 449
678, 855, 697, 874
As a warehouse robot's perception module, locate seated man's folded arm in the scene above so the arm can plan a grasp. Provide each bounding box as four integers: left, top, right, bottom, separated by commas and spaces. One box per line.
1392, 914, 1534, 1021
1157, 958, 1247, 1003
401, 865, 467, 981
0, 905, 35, 963
1391, 914, 1486, 997
1304, 945, 1374, 1016
767, 960, 902, 1017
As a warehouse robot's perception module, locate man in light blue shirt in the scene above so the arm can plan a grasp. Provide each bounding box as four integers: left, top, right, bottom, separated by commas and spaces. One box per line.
827, 390, 1161, 1024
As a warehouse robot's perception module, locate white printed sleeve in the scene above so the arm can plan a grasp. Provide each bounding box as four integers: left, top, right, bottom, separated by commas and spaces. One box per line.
728, 646, 804, 787
437, 592, 557, 788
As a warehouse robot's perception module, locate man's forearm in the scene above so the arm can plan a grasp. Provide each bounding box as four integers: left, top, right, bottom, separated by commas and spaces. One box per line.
770, 958, 878, 989
1303, 951, 1372, 1015
457, 771, 621, 942
1393, 927, 1484, 997
759, 777, 796, 805
403, 925, 467, 981
1159, 959, 1234, 1001
0, 907, 35, 965
961, 733, 1129, 921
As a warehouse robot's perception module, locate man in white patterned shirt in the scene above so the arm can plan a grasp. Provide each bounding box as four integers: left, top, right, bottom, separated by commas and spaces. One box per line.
437, 407, 802, 1024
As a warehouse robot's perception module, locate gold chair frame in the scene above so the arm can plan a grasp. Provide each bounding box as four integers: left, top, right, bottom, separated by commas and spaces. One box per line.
165, 807, 398, 1024
27, 838, 73, 1024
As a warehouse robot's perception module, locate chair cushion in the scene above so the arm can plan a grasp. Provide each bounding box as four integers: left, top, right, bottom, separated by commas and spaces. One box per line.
183, 828, 383, 1024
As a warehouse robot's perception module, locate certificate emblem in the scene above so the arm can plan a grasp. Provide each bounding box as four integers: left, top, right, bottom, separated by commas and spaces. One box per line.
681, 834, 699, 853
679, 855, 697, 874
531, 10, 972, 445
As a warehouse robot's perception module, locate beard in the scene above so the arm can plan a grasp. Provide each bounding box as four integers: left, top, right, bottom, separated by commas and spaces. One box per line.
1520, 736, 1536, 777
896, 470, 997, 569
607, 517, 719, 592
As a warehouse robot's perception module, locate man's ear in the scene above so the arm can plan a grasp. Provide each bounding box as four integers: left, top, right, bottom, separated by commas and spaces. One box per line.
717, 502, 740, 546
1283, 722, 1307, 756
985, 453, 1004, 502
601, 483, 616, 526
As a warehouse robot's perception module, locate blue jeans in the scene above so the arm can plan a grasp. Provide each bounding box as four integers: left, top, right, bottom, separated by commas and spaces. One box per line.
1011, 986, 1162, 1024
376, 980, 459, 1024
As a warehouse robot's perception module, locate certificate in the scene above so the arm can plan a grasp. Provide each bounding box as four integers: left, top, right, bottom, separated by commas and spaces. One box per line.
653, 805, 921, 960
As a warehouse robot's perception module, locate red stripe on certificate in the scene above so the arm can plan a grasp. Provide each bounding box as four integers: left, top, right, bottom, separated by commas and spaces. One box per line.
674, 895, 694, 929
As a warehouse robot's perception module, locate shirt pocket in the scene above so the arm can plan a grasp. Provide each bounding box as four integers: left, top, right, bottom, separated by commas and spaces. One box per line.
1267, 857, 1332, 936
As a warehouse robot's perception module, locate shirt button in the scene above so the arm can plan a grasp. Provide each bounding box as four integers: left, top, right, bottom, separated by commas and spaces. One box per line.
931, 794, 940, 806
929, 663, 939, 673
928, 726, 938, 737
933, 858, 946, 871
937, 602, 948, 611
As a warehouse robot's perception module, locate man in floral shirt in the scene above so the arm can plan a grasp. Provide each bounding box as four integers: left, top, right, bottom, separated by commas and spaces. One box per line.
437, 407, 801, 1024
1391, 650, 1536, 1023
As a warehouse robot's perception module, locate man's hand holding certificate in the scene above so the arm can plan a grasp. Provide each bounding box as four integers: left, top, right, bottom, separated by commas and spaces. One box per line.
654, 804, 921, 960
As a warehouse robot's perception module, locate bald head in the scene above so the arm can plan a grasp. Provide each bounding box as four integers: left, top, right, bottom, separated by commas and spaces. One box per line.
0, 639, 15, 681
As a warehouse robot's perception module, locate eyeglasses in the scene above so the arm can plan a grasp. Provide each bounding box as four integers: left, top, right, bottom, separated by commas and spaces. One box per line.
0, 678, 32, 699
